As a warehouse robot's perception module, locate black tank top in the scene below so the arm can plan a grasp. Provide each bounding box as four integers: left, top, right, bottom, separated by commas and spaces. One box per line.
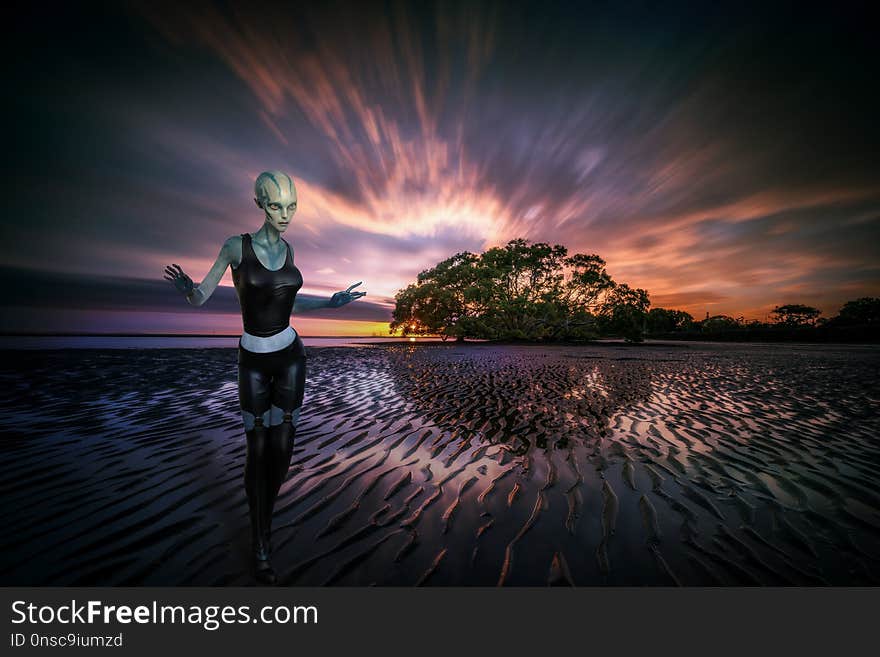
232, 233, 304, 337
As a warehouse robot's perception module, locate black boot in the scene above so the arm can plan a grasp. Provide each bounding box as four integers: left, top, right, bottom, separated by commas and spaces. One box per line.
263, 414, 297, 554
244, 420, 277, 585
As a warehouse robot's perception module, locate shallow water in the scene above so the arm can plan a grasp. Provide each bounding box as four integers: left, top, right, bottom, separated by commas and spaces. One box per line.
1, 342, 878, 585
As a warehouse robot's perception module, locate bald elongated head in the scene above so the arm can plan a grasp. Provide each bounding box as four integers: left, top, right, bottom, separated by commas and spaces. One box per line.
254, 170, 297, 233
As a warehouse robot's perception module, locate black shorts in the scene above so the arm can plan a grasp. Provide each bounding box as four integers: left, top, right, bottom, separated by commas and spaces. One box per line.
237, 334, 307, 416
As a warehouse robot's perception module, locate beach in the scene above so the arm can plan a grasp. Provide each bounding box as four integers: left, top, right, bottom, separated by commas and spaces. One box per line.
1, 341, 879, 585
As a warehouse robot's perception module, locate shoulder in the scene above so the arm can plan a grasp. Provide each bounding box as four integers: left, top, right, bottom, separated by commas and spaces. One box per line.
223, 235, 245, 268
222, 234, 245, 253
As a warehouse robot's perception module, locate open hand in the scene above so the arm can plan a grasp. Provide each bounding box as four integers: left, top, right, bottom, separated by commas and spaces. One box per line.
164, 263, 195, 296
329, 281, 367, 308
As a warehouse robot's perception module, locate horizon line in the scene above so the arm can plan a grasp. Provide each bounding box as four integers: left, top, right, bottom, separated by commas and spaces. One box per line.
0, 332, 416, 339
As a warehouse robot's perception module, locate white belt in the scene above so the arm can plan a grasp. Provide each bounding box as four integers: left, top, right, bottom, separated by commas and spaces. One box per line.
239, 326, 297, 352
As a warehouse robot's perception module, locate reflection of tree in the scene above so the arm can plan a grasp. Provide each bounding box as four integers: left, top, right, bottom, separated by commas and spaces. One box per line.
387, 346, 655, 456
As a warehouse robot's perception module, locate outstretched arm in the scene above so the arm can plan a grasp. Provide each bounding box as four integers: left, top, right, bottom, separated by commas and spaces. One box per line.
164, 237, 236, 307
294, 281, 367, 313
293, 297, 331, 313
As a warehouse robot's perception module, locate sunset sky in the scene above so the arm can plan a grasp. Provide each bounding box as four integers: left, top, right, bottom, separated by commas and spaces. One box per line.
3, 0, 878, 335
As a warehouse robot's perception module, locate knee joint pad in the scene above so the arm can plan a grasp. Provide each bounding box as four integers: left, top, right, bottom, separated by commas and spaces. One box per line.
242, 409, 271, 432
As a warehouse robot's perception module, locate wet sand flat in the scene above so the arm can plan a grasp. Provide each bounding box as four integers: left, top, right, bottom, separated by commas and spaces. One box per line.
1, 341, 879, 586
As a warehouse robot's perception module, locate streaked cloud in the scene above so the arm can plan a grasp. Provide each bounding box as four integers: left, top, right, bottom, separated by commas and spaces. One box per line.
2, 0, 877, 334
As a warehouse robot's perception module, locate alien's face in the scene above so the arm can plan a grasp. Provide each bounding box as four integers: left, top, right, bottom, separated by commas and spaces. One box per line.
256, 181, 297, 233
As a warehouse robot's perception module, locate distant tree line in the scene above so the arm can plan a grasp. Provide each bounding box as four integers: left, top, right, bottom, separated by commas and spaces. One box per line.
390, 238, 880, 343
647, 298, 880, 343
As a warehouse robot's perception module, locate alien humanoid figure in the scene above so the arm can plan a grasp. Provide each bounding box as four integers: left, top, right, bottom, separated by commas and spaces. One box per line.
164, 170, 366, 584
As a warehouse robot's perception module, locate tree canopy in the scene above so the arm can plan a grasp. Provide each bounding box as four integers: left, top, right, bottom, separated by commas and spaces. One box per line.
390, 238, 645, 342
834, 297, 880, 326
770, 304, 822, 326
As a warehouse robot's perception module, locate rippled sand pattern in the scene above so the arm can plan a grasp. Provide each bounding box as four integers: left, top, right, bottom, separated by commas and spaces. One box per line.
1, 342, 879, 585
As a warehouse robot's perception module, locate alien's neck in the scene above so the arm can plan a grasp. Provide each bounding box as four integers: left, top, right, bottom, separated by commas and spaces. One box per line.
257, 222, 282, 245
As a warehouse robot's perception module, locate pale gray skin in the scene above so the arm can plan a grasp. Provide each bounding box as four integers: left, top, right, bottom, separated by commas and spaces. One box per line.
163, 171, 366, 430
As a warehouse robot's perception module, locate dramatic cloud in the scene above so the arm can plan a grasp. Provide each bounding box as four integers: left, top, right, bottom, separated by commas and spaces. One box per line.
3, 0, 877, 333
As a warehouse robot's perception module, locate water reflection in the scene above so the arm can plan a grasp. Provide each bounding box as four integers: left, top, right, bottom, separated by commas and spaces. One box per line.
386, 345, 655, 456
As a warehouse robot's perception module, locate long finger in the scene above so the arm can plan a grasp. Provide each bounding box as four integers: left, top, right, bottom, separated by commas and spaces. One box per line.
345, 281, 363, 292
174, 264, 185, 274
